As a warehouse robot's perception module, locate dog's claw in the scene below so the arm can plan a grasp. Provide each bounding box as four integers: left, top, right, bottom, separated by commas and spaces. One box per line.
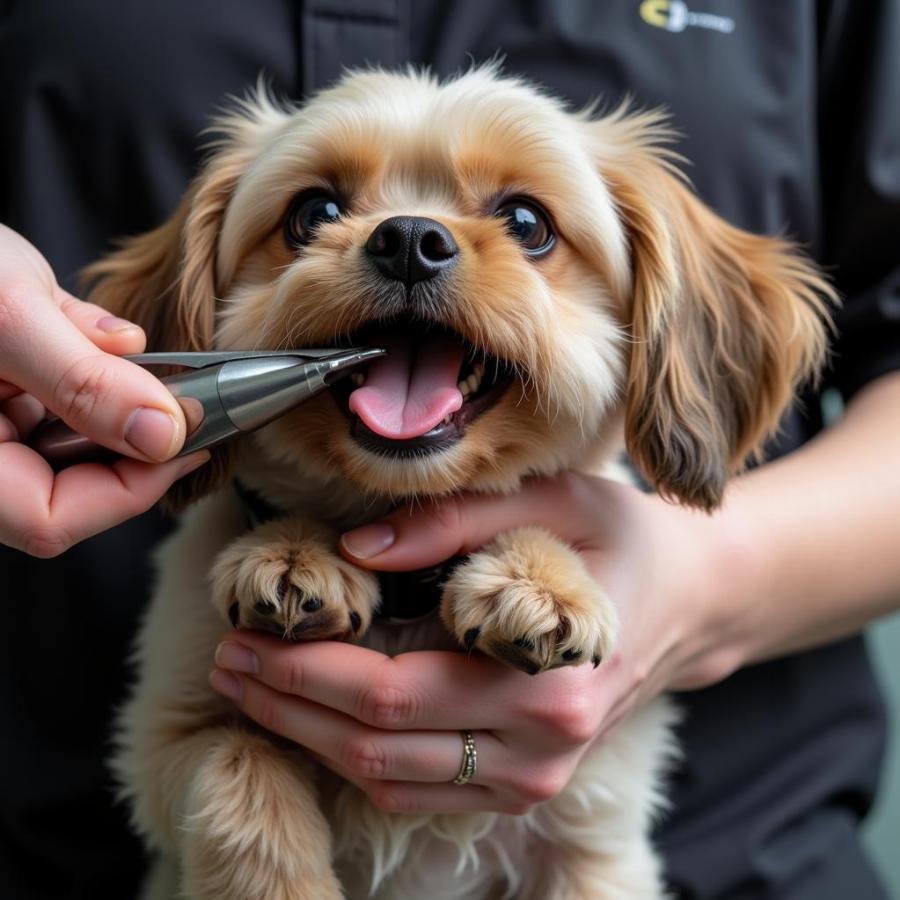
486, 640, 544, 674
463, 627, 481, 651
228, 602, 240, 628
349, 611, 362, 632
592, 655, 602, 669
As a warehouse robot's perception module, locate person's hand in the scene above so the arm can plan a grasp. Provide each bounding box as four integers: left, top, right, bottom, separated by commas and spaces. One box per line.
0, 224, 208, 557
209, 472, 749, 814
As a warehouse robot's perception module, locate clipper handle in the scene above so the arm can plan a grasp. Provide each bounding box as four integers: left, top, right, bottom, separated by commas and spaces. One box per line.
28, 348, 381, 470
28, 365, 227, 470
28, 418, 119, 469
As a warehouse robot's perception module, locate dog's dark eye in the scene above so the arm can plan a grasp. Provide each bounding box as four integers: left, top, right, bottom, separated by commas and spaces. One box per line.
284, 191, 344, 248
494, 199, 555, 256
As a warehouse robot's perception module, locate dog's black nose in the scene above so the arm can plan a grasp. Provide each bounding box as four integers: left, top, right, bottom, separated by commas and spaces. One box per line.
365, 216, 459, 287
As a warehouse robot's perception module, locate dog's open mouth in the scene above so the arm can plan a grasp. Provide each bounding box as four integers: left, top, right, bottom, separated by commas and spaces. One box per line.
332, 322, 514, 457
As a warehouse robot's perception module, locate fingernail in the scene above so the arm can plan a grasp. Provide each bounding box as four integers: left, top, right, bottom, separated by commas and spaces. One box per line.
215, 641, 259, 674
340, 522, 395, 559
209, 668, 243, 701
177, 450, 210, 478
124, 407, 179, 461
96, 315, 140, 334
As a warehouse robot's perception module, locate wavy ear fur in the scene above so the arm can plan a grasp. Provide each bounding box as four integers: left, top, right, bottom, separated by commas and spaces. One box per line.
594, 111, 834, 510
82, 89, 287, 511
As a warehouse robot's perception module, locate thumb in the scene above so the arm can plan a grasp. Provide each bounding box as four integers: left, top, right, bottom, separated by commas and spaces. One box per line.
339, 474, 603, 571
0, 290, 186, 462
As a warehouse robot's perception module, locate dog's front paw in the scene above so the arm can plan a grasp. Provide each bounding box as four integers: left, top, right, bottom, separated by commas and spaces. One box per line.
441, 527, 617, 674
210, 518, 379, 641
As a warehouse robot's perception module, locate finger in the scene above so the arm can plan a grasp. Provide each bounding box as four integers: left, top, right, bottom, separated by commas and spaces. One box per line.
0, 382, 21, 403
0, 442, 209, 556
338, 472, 617, 570
214, 632, 550, 732
57, 289, 147, 356
210, 661, 508, 785
0, 413, 17, 443
1, 393, 45, 439
322, 727, 504, 784
306, 753, 504, 815
0, 292, 184, 462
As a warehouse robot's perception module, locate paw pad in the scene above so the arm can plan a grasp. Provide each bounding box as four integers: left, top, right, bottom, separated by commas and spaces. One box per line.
301, 596, 323, 613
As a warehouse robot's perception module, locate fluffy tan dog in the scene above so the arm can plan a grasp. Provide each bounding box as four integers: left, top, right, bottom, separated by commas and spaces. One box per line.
86, 67, 831, 899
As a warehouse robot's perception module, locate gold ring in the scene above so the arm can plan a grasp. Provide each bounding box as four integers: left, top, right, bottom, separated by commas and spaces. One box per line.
452, 730, 477, 785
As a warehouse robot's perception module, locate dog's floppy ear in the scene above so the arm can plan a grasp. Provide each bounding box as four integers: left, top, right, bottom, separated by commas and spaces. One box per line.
594, 112, 833, 510
82, 89, 287, 510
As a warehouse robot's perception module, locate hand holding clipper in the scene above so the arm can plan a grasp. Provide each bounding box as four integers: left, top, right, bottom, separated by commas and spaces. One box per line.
31, 348, 385, 469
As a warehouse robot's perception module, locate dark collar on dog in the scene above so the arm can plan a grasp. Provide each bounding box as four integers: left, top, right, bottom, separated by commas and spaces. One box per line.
233, 479, 283, 526
232, 480, 460, 623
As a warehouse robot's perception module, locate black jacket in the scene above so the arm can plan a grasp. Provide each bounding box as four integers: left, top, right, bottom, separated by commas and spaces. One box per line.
2, 2, 898, 898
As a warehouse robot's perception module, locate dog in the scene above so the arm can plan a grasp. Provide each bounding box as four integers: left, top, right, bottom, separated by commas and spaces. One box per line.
85, 66, 831, 899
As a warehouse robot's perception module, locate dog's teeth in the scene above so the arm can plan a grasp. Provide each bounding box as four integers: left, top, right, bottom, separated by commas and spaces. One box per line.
466, 373, 481, 394
350, 372, 365, 387
473, 362, 485, 378
458, 380, 471, 396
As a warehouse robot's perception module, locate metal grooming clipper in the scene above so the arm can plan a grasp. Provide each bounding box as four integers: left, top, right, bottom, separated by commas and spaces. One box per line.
31, 347, 385, 469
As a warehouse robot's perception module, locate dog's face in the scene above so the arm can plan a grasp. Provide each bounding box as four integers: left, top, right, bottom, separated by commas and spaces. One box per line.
214, 71, 633, 500
86, 68, 831, 509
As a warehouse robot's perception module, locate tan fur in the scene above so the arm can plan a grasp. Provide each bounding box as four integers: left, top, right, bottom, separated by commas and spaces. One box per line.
180, 729, 342, 900
591, 111, 833, 508
96, 67, 832, 899
81, 180, 241, 510
82, 92, 288, 508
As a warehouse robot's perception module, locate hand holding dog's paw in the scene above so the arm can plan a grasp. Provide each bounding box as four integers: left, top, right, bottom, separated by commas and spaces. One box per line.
441, 526, 618, 674
340, 473, 741, 739
211, 517, 379, 642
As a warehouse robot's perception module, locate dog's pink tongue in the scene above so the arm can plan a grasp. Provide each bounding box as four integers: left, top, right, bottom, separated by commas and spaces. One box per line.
349, 333, 464, 439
